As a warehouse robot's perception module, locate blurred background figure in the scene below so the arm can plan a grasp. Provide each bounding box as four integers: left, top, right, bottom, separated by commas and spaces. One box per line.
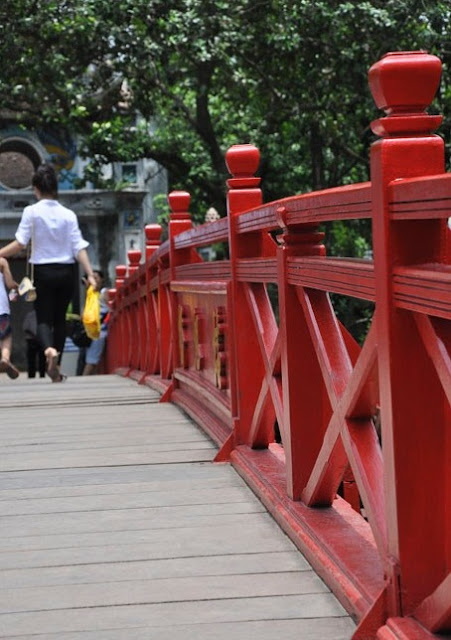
204, 207, 220, 223
82, 270, 109, 375
0, 256, 20, 379
22, 309, 46, 378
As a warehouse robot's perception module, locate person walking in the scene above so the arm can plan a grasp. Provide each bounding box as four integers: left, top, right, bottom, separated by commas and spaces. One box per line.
22, 309, 46, 378
0, 257, 20, 379
0, 163, 96, 382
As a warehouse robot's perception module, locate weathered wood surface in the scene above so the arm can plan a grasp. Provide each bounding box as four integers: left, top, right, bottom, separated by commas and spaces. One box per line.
0, 373, 356, 639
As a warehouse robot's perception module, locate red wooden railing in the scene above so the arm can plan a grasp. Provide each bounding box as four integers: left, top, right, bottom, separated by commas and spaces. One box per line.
105, 51, 450, 639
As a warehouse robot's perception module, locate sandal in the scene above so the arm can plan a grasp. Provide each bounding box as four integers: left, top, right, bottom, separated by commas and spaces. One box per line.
52, 373, 67, 383
46, 351, 60, 381
0, 359, 19, 379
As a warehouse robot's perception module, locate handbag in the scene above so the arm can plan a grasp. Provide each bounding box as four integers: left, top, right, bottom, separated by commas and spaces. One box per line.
18, 276, 36, 301
82, 285, 101, 339
19, 213, 37, 302
67, 318, 92, 348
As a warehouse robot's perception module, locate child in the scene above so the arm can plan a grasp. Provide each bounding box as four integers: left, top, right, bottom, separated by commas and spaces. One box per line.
82, 270, 109, 376
0, 257, 20, 379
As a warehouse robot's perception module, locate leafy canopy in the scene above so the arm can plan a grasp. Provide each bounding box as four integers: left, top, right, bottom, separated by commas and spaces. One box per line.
0, 0, 450, 217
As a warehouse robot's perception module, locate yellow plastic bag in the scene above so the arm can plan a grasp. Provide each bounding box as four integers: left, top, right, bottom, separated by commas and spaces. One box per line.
82, 286, 101, 340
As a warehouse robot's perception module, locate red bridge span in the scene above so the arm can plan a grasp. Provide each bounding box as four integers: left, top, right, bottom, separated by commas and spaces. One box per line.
106, 50, 451, 640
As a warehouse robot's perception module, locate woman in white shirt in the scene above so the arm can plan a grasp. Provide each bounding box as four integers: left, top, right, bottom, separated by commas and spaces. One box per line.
0, 163, 96, 382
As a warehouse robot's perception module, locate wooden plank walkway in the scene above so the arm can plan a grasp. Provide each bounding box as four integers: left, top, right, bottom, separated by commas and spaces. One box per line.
0, 374, 356, 639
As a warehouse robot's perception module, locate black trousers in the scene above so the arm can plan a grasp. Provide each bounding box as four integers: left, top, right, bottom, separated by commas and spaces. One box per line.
33, 263, 75, 359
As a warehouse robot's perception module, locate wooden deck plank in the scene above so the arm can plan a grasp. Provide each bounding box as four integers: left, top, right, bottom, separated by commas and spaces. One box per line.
0, 485, 261, 516
0, 504, 268, 540
0, 618, 355, 640
1, 570, 330, 613
0, 551, 309, 589
0, 595, 352, 637
0, 374, 356, 639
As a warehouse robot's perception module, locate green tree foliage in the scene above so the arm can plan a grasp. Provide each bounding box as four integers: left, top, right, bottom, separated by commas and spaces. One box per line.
1, 1, 448, 338
0, 0, 449, 215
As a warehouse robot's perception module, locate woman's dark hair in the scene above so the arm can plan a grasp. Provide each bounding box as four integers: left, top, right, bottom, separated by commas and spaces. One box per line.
32, 163, 58, 198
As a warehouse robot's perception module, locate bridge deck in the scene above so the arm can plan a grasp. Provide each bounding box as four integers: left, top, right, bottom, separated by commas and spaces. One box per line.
0, 374, 356, 639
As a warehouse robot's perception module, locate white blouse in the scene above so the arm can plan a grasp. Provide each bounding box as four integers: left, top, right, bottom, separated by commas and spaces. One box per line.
16, 199, 89, 264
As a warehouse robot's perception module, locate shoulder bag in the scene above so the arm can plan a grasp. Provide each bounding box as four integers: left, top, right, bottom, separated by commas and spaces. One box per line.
18, 211, 37, 302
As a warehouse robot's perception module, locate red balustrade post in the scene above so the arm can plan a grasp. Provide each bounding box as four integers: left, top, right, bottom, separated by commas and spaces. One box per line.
127, 249, 141, 276
168, 190, 195, 266
104, 288, 117, 372
107, 289, 116, 311
115, 265, 127, 290
226, 144, 275, 446
144, 224, 163, 376
127, 249, 142, 374
114, 264, 127, 368
144, 224, 162, 262
369, 51, 450, 627
159, 191, 194, 384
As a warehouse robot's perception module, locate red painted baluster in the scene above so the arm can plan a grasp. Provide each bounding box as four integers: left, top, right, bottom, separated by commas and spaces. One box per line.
144, 224, 162, 261
158, 191, 193, 386
226, 144, 276, 448
127, 249, 142, 373
107, 288, 116, 306
168, 190, 197, 270
114, 265, 128, 370
104, 288, 117, 371
136, 258, 148, 376
369, 51, 449, 628
276, 205, 327, 501
127, 249, 141, 276
115, 264, 127, 288
144, 224, 163, 376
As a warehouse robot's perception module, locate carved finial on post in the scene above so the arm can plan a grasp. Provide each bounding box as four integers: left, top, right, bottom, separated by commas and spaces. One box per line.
225, 144, 262, 215
368, 50, 442, 137
144, 224, 162, 261
127, 249, 141, 276
226, 143, 260, 179
166, 190, 192, 283
168, 191, 191, 221
115, 264, 127, 289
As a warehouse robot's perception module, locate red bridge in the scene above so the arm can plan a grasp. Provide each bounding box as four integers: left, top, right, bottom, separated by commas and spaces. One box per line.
105, 51, 451, 640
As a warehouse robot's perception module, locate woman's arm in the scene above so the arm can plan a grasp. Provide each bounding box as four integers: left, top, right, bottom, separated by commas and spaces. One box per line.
0, 240, 25, 259
77, 248, 96, 288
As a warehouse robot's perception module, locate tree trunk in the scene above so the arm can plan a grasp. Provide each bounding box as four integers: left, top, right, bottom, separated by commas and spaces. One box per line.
310, 121, 325, 190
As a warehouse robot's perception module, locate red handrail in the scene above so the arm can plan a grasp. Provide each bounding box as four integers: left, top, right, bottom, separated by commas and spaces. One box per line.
106, 51, 450, 639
